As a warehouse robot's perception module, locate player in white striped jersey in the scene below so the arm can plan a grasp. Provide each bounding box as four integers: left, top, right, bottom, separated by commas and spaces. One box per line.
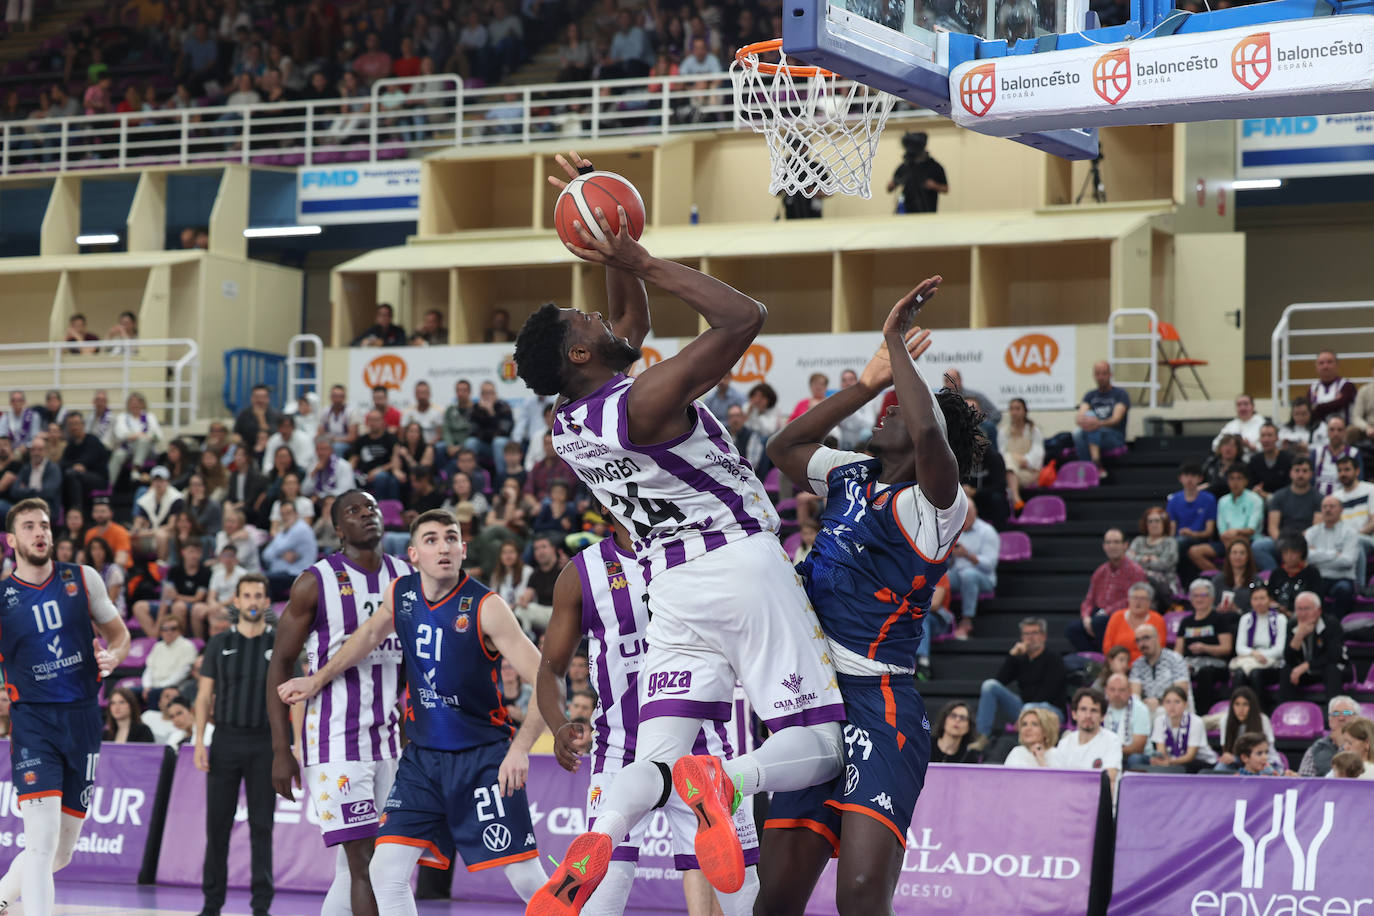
517, 151, 844, 916
267, 490, 410, 916
538, 518, 760, 916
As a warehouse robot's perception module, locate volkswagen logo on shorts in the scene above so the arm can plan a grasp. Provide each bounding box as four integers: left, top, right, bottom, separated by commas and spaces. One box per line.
483, 823, 512, 852
844, 764, 860, 796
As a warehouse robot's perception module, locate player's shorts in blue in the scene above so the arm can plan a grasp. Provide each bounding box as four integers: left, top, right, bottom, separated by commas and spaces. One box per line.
8, 701, 103, 817
376, 740, 538, 872
764, 672, 930, 851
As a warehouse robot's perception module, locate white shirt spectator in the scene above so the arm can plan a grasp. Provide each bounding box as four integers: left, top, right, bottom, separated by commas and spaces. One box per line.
1305, 519, 1360, 581
1150, 711, 1218, 765
402, 404, 445, 444
142, 710, 179, 744
1003, 746, 1052, 768
1052, 728, 1122, 772
135, 484, 185, 528
1234, 608, 1289, 666
950, 516, 999, 580
207, 561, 246, 605
303, 453, 356, 499
678, 49, 724, 75
215, 527, 263, 574
1212, 413, 1268, 456
1104, 697, 1151, 748
142, 635, 198, 692
262, 428, 315, 473
269, 496, 316, 525
114, 410, 164, 447
1334, 479, 1374, 532
0, 408, 41, 447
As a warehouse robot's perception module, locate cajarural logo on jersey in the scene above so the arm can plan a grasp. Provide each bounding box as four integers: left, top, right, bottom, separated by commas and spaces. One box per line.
1190, 788, 1357, 914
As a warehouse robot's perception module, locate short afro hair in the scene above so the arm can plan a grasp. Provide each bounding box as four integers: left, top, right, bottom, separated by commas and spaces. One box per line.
514, 302, 570, 396
936, 388, 989, 483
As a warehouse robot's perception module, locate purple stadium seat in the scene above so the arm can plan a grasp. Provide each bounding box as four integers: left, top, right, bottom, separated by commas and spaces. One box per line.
1163, 610, 1188, 643
1346, 662, 1374, 693
999, 530, 1032, 562
1103, 445, 1128, 460
276, 153, 305, 166
1206, 700, 1229, 736
115, 676, 142, 693
1052, 461, 1100, 489
378, 144, 408, 160
1014, 495, 1066, 526
1343, 613, 1374, 643
378, 499, 406, 531
123, 636, 157, 670
763, 467, 780, 497
782, 532, 802, 556
1076, 651, 1104, 665
1272, 701, 1324, 740
1361, 703, 1374, 721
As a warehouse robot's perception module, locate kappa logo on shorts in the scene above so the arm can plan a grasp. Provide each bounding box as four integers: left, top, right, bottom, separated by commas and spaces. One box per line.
342, 800, 376, 825
483, 823, 512, 852
871, 792, 894, 813
646, 670, 692, 697
844, 765, 859, 796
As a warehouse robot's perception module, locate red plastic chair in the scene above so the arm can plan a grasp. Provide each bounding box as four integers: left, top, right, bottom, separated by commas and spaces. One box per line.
1157, 321, 1210, 403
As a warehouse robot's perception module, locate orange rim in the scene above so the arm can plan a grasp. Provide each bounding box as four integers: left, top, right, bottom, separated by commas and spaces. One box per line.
735, 39, 836, 78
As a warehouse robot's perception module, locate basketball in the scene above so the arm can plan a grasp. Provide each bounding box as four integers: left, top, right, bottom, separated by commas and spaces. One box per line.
555, 171, 647, 248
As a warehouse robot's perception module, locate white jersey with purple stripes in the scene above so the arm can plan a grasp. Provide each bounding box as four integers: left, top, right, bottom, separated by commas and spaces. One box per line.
553, 374, 777, 582
575, 537, 744, 772
302, 552, 411, 766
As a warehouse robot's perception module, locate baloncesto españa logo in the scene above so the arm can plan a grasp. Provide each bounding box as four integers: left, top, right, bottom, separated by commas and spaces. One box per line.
958, 64, 997, 117
1092, 49, 1131, 105
1231, 33, 1272, 90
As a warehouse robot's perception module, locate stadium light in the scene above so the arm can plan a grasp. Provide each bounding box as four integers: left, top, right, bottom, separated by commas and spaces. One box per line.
243, 225, 323, 238
1232, 179, 1283, 191
76, 233, 120, 245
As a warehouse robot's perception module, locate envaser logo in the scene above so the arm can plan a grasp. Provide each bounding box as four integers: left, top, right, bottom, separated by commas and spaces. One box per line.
1231, 789, 1333, 892
1092, 49, 1131, 105
362, 354, 407, 391
959, 64, 997, 117
1232, 33, 1272, 90
1004, 334, 1059, 376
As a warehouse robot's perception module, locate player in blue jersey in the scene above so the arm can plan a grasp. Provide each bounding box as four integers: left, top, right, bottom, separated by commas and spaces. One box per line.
755, 279, 988, 916
278, 508, 549, 913
0, 498, 130, 916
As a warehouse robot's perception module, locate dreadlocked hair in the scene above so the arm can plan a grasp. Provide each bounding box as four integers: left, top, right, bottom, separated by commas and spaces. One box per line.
513, 302, 569, 396
936, 388, 989, 483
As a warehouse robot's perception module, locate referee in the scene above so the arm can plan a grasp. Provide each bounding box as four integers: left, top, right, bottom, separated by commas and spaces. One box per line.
194, 572, 277, 916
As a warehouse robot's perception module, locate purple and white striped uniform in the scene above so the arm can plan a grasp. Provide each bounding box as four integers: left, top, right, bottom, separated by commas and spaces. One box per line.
554, 374, 776, 582
302, 552, 410, 766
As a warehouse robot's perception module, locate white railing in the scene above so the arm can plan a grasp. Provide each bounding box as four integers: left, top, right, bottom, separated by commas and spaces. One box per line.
0, 72, 929, 175
0, 338, 199, 432
1108, 308, 1159, 407
1270, 301, 1374, 413
286, 333, 323, 404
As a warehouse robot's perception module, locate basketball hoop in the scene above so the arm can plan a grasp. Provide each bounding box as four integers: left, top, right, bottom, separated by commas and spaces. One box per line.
731, 39, 897, 199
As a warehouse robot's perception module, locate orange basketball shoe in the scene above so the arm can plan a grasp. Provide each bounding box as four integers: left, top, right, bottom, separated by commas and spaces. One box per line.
672, 755, 745, 893
525, 832, 613, 916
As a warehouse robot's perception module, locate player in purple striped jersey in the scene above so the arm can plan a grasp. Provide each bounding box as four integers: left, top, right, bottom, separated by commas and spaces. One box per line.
267, 490, 410, 916
517, 152, 846, 916
538, 516, 760, 916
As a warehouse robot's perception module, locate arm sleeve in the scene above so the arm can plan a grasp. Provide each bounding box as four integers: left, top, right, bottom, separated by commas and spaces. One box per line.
893, 485, 968, 563
82, 565, 120, 624
803, 447, 869, 496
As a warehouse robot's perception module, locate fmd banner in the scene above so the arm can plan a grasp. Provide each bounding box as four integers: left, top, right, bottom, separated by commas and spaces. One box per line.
1237, 113, 1374, 180
297, 160, 421, 224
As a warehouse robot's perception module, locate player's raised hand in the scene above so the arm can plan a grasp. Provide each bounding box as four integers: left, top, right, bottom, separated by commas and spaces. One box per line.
272, 750, 301, 801
882, 275, 941, 340
553, 721, 588, 772
565, 206, 650, 273
499, 745, 531, 796
93, 639, 119, 678
548, 150, 592, 191
276, 675, 319, 705
859, 325, 931, 391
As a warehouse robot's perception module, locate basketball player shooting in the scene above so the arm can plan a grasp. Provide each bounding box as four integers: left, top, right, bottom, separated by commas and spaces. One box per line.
757, 279, 987, 915
515, 173, 847, 915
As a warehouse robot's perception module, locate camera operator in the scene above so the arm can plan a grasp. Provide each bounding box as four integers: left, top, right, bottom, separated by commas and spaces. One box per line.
887, 131, 948, 213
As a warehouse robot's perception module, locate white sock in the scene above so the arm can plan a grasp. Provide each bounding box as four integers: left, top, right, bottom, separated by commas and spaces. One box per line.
320, 846, 353, 916
14, 796, 61, 916
717, 865, 761, 916
502, 856, 549, 902
368, 842, 421, 916
581, 859, 636, 916
723, 722, 843, 796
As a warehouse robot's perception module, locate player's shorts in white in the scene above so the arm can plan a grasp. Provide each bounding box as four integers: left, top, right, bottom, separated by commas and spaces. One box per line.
639, 534, 845, 732
304, 757, 399, 847
588, 759, 759, 870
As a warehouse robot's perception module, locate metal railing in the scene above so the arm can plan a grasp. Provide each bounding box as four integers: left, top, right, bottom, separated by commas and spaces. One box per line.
1270, 301, 1374, 412
286, 333, 323, 404
0, 71, 929, 175
0, 338, 199, 432
1108, 308, 1159, 408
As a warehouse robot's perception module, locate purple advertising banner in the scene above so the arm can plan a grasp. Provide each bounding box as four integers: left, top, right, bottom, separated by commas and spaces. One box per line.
1112, 773, 1374, 916
807, 765, 1101, 915
0, 739, 165, 883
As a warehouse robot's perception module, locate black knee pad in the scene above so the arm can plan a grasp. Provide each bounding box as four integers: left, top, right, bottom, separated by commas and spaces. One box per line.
652, 761, 673, 810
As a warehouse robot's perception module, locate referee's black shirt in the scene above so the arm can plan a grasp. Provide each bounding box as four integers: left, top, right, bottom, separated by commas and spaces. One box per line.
202, 625, 277, 731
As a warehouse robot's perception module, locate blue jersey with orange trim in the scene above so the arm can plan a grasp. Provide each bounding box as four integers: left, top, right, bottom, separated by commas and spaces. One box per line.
0, 563, 101, 704
390, 571, 515, 753
797, 457, 958, 670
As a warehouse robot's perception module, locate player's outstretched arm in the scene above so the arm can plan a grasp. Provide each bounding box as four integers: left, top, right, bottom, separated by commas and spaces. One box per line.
565, 206, 766, 443
883, 278, 960, 509
279, 583, 397, 704
540, 562, 588, 772
478, 593, 548, 795
767, 323, 929, 488
267, 571, 319, 800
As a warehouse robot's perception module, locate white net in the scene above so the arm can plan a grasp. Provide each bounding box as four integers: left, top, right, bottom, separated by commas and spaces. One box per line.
731, 41, 898, 199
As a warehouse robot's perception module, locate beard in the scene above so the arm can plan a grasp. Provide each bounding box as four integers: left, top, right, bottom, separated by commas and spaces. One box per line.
17, 542, 51, 566
600, 335, 642, 372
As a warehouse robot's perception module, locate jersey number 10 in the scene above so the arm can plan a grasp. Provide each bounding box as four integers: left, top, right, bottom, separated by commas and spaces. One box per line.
31, 600, 63, 633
